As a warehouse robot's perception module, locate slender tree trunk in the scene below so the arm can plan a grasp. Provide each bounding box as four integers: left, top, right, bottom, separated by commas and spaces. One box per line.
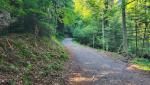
135, 21, 138, 56
102, 14, 105, 50
101, 0, 109, 50
142, 24, 147, 55
34, 24, 39, 47
35, 24, 39, 39
93, 33, 95, 48
148, 24, 150, 55
135, 0, 138, 56
142, 0, 147, 55
121, 0, 128, 53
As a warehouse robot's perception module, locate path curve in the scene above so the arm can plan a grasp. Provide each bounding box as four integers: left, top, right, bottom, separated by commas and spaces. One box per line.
63, 38, 150, 85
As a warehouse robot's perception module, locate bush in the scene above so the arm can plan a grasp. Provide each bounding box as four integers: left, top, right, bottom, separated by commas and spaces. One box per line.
73, 25, 102, 47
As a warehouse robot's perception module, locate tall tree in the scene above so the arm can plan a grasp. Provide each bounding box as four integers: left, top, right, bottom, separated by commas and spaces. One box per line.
121, 0, 128, 53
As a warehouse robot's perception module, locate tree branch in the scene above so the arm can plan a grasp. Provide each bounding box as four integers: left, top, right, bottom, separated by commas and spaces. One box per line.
126, 0, 136, 5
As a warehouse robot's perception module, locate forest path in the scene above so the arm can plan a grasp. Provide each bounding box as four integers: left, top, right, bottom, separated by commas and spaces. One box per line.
62, 38, 150, 85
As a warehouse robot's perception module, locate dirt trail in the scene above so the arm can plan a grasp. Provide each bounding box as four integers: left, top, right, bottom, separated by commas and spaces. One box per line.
63, 38, 150, 85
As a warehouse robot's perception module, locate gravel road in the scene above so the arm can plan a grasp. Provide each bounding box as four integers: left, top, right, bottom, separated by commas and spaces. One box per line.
63, 38, 150, 85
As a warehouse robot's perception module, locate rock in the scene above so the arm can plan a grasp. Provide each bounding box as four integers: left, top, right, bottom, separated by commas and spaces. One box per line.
0, 10, 11, 29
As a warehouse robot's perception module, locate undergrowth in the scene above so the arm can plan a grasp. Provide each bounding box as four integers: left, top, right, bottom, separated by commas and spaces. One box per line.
0, 34, 68, 85
131, 58, 150, 71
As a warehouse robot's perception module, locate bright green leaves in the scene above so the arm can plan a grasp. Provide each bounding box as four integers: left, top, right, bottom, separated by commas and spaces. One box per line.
63, 8, 76, 25
74, 0, 92, 20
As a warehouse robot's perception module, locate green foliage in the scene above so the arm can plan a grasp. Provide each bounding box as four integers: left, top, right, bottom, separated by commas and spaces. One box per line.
131, 58, 150, 71
63, 8, 76, 25
0, 0, 13, 11
0, 0, 71, 84
0, 0, 72, 37
42, 52, 52, 61
73, 25, 97, 45
14, 42, 35, 58
18, 48, 33, 57
68, 0, 150, 56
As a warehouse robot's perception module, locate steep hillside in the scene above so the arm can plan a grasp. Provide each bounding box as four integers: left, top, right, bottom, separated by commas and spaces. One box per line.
0, 34, 68, 85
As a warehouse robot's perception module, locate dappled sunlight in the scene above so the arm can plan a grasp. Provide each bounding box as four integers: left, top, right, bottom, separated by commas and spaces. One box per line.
127, 83, 137, 85
82, 7, 91, 19
69, 73, 98, 83
82, 68, 119, 75
70, 76, 98, 83
126, 64, 140, 71
126, 64, 150, 71
68, 69, 121, 84
74, 0, 92, 19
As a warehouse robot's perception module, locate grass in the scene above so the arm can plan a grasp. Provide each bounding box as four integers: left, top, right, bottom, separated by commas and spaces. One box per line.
131, 58, 150, 71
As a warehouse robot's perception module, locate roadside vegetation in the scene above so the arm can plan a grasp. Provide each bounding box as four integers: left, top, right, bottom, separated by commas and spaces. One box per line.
131, 58, 150, 71
0, 0, 71, 84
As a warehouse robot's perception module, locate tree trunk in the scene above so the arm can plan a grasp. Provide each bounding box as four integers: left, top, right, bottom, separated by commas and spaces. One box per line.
142, 0, 147, 55
93, 33, 95, 48
121, 0, 128, 53
135, 21, 138, 56
102, 14, 105, 50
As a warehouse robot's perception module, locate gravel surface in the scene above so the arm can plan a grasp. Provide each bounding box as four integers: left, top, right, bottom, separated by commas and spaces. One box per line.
62, 38, 150, 85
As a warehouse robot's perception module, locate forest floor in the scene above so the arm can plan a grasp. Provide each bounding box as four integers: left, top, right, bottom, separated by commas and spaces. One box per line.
63, 38, 150, 85
0, 34, 68, 85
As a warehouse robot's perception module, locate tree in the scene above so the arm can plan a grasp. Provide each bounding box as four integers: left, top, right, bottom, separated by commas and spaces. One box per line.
121, 0, 128, 53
